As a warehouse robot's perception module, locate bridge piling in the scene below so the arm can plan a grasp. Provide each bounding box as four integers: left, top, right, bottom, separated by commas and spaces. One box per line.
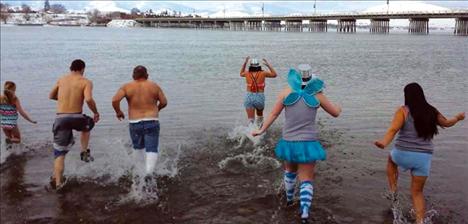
337, 19, 356, 33
370, 19, 389, 33
309, 20, 327, 32
455, 18, 468, 35
263, 20, 281, 31
409, 18, 429, 34
285, 20, 303, 32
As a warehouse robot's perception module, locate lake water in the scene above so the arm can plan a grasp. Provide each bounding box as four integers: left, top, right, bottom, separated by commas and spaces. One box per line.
1, 26, 467, 223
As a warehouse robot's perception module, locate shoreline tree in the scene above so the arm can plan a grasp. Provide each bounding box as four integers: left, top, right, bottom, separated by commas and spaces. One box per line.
44, 0, 50, 12
50, 4, 67, 14
0, 3, 11, 24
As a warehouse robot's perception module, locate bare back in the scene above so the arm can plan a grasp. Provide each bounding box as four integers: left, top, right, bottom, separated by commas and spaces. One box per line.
56, 74, 89, 113
123, 80, 163, 120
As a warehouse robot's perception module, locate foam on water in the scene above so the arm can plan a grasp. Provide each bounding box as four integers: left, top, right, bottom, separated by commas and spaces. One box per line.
0, 138, 45, 164
62, 137, 181, 203
383, 190, 439, 224
219, 124, 281, 173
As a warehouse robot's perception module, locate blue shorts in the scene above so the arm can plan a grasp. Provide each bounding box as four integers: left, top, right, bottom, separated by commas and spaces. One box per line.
390, 148, 432, 176
244, 92, 265, 110
129, 120, 160, 153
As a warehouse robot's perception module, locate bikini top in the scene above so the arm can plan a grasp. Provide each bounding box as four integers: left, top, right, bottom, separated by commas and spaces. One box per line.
245, 71, 266, 92
283, 69, 324, 107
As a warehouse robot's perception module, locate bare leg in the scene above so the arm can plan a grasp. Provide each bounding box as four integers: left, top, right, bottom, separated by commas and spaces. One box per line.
411, 175, 427, 224
255, 109, 264, 127
54, 155, 65, 186
80, 131, 90, 152
2, 128, 13, 140
297, 163, 316, 182
387, 155, 398, 192
245, 108, 255, 123
255, 109, 263, 117
9, 126, 21, 143
284, 162, 298, 173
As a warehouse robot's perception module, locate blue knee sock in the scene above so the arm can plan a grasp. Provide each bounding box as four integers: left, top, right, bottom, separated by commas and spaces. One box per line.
284, 171, 297, 202
300, 181, 314, 219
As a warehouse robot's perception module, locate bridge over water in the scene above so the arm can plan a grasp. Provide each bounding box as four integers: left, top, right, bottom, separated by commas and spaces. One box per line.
136, 10, 468, 35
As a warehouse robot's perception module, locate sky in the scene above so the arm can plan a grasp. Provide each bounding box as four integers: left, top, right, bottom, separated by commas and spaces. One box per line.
1, 1, 467, 15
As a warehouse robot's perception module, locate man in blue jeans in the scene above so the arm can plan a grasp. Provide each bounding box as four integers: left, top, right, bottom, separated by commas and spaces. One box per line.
112, 65, 167, 175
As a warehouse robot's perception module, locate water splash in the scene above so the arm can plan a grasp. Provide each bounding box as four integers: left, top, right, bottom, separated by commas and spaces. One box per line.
62, 137, 181, 204
0, 139, 45, 164
227, 123, 264, 148
382, 190, 439, 224
219, 125, 281, 174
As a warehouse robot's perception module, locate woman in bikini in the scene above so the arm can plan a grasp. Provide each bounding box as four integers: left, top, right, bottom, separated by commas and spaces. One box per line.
240, 57, 277, 127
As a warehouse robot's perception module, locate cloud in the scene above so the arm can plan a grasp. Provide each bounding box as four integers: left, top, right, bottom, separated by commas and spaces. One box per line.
85, 1, 129, 12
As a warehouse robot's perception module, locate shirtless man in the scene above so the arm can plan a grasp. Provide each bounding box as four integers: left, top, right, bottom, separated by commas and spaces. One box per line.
49, 59, 100, 189
112, 65, 167, 175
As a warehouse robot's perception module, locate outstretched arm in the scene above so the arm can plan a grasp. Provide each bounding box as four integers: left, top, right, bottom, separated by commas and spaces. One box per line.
252, 88, 288, 136
15, 99, 36, 124
375, 107, 406, 149
437, 112, 465, 128
49, 81, 59, 100
240, 56, 250, 77
262, 59, 277, 78
112, 86, 126, 121
84, 81, 99, 123
316, 93, 341, 118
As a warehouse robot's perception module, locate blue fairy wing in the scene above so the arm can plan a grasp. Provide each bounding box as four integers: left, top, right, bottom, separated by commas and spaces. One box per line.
287, 69, 302, 92
303, 78, 324, 95
302, 93, 320, 108
283, 92, 301, 106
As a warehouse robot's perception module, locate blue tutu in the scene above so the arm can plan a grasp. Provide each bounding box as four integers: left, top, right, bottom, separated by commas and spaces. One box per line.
275, 139, 326, 163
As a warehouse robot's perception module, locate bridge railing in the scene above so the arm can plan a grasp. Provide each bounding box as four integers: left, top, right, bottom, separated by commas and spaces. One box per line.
207, 9, 468, 19
280, 9, 468, 17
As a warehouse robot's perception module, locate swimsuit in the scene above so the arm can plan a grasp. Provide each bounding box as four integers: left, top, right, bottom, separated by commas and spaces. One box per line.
275, 69, 326, 163
0, 103, 18, 130
244, 71, 266, 110
52, 113, 95, 158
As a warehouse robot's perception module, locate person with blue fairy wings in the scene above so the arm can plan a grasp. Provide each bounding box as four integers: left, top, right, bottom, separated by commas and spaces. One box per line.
252, 64, 341, 224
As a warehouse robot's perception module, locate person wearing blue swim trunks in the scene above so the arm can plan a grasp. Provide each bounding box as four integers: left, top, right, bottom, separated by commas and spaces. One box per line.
112, 65, 167, 176
375, 83, 465, 224
240, 57, 277, 127
253, 64, 341, 224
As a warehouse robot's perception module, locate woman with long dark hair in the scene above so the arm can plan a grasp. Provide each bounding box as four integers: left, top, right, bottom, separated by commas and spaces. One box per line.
375, 82, 465, 224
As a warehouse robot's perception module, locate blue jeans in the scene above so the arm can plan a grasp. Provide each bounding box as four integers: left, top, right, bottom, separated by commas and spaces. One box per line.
129, 120, 160, 153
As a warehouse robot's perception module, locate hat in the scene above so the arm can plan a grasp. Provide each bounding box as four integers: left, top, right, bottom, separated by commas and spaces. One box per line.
298, 64, 312, 79
250, 58, 260, 67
